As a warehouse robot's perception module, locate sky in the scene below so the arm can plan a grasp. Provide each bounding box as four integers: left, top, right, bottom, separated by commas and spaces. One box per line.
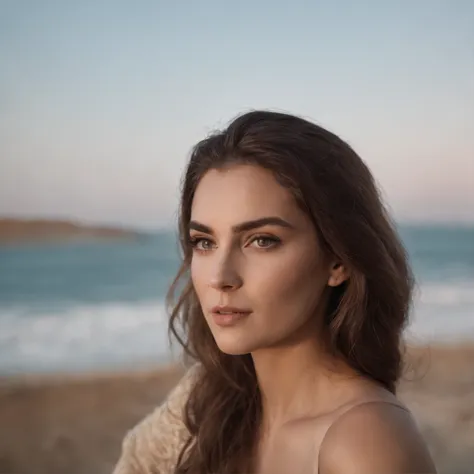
1, 0, 473, 229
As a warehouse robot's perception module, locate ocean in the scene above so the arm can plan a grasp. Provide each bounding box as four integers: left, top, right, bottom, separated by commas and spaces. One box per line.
0, 225, 473, 376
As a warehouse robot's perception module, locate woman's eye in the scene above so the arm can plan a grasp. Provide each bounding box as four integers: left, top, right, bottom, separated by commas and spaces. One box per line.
190, 237, 214, 251
251, 236, 280, 249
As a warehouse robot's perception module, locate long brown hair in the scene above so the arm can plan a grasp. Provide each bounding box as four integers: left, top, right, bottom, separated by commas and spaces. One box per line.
167, 110, 414, 474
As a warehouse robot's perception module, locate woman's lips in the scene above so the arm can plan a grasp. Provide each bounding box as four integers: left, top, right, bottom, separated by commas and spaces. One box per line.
211, 310, 252, 327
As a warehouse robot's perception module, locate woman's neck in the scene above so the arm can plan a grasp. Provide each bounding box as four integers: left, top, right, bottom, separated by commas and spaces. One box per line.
252, 335, 356, 432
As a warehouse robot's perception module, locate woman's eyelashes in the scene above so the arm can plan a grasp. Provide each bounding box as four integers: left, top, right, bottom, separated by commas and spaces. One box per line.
189, 236, 215, 252
250, 235, 281, 249
189, 234, 282, 253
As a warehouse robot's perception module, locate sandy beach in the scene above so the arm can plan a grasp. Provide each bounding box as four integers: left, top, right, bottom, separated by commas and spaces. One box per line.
0, 343, 473, 474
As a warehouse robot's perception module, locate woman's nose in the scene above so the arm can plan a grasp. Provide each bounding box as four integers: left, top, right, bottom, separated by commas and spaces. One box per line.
208, 255, 243, 291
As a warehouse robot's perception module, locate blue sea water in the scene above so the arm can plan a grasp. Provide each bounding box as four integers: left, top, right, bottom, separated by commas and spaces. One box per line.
0, 225, 473, 375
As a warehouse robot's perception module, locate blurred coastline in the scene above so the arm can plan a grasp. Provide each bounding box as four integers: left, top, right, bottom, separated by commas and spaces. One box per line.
0, 219, 473, 473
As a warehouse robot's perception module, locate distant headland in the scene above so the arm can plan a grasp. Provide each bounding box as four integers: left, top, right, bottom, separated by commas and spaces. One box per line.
0, 218, 145, 245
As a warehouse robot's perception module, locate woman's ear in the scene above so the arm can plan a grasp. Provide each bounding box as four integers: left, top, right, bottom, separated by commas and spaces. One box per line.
327, 262, 349, 287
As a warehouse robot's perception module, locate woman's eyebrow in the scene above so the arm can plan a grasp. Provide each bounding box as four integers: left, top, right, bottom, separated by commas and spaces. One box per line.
189, 217, 295, 235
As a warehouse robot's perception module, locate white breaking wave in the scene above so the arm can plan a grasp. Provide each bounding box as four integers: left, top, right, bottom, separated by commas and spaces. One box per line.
416, 280, 474, 306
407, 280, 474, 342
0, 281, 473, 375
0, 300, 181, 375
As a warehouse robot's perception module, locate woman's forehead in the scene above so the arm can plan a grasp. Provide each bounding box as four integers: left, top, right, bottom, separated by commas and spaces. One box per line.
191, 165, 299, 222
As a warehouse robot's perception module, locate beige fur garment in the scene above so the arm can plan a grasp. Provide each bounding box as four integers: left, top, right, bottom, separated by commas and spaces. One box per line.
112, 365, 199, 474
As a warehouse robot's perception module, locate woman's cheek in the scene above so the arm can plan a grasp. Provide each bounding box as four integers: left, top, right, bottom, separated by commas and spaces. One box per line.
190, 257, 206, 294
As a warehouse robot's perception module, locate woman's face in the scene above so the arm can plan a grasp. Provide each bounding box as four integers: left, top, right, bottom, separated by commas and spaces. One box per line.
190, 164, 338, 355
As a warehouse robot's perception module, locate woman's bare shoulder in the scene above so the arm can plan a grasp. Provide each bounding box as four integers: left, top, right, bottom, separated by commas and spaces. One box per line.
112, 363, 201, 474
318, 400, 437, 474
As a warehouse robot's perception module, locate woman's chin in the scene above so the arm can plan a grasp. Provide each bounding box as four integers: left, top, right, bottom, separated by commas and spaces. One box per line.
213, 336, 256, 356
216, 343, 252, 356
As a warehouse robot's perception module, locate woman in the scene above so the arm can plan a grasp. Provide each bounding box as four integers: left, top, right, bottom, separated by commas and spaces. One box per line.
114, 110, 437, 474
